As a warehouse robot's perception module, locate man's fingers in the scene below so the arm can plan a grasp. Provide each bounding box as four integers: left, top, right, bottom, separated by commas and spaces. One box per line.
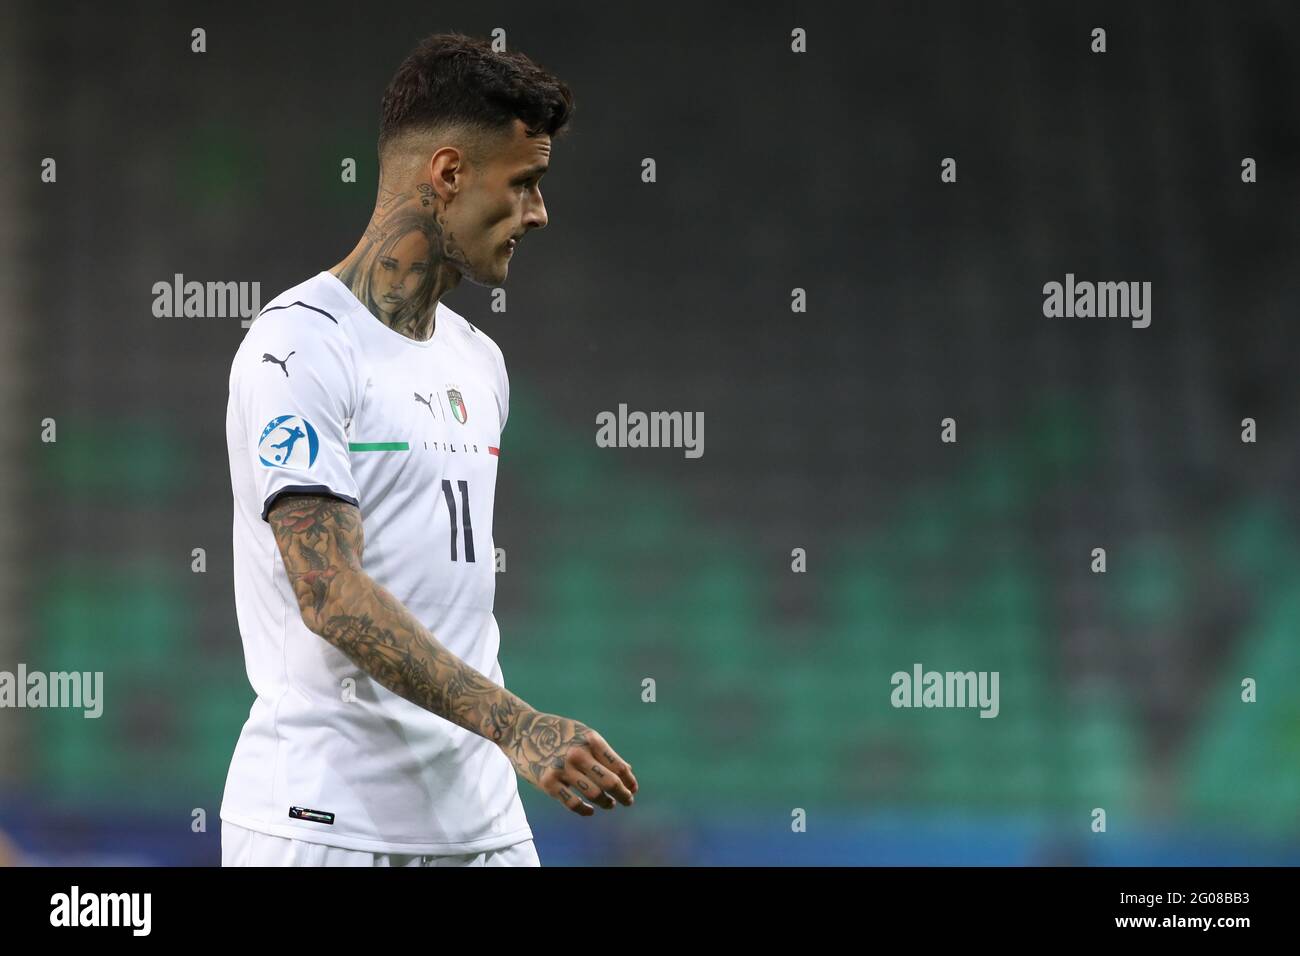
551, 782, 594, 817
578, 757, 633, 806
564, 767, 617, 810
586, 731, 638, 796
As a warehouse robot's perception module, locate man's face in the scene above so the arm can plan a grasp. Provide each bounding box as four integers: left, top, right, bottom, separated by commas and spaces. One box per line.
446, 118, 550, 286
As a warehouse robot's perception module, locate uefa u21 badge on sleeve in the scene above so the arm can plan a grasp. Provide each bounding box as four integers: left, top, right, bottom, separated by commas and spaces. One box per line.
258, 414, 320, 468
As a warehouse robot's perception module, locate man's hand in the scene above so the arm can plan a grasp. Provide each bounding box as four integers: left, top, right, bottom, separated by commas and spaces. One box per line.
499, 711, 638, 816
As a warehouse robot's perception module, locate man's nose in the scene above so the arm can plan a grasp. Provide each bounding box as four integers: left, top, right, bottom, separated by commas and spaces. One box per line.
524, 195, 547, 231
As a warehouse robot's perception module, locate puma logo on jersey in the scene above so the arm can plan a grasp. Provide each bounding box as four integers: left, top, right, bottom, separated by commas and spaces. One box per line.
414, 392, 436, 415
262, 351, 296, 377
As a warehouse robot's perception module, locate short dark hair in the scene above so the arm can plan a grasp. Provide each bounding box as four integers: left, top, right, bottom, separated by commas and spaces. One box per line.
378, 32, 574, 164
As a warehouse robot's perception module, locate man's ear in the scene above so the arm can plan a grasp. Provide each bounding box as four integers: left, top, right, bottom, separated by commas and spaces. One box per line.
428, 146, 464, 200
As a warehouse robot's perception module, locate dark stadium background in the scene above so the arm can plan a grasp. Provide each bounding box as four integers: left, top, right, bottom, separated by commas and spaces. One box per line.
2, 0, 1298, 865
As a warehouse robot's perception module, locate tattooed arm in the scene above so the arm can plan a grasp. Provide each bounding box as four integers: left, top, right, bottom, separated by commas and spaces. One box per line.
267, 493, 638, 815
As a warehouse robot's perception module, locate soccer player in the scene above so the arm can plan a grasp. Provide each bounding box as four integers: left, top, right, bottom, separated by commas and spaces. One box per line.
221, 33, 637, 867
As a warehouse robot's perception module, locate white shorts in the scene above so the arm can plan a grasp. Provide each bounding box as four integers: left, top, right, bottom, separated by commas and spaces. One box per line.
221, 821, 540, 867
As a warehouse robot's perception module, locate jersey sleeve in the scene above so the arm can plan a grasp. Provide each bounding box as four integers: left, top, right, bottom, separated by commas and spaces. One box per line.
481, 332, 509, 434
232, 310, 361, 521
498, 353, 510, 434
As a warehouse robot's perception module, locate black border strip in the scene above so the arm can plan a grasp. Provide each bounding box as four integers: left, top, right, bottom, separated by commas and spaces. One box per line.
261, 485, 360, 521
258, 301, 338, 324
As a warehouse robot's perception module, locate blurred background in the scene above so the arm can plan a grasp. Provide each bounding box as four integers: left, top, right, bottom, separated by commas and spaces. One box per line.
2, 0, 1299, 865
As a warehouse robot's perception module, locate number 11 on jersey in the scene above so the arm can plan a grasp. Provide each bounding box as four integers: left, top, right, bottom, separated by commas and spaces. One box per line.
441, 479, 475, 562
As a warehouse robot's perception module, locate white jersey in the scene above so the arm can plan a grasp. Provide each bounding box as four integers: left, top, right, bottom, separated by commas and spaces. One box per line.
221, 270, 532, 855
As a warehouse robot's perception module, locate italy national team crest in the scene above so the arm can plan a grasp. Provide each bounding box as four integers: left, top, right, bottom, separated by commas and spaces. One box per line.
446, 387, 467, 424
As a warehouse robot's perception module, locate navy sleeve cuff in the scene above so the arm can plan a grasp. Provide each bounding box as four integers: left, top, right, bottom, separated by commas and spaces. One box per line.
261, 485, 361, 522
